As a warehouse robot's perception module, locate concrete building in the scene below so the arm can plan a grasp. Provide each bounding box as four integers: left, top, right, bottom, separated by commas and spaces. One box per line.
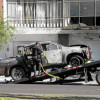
2, 0, 100, 61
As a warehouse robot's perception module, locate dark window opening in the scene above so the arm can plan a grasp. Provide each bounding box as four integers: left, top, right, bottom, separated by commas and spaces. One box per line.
41, 44, 50, 51
80, 17, 95, 26
70, 17, 79, 24
96, 17, 100, 26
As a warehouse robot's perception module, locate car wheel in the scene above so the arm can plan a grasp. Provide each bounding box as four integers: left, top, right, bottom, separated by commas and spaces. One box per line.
69, 55, 85, 67
11, 67, 25, 81
96, 71, 100, 85
69, 55, 85, 79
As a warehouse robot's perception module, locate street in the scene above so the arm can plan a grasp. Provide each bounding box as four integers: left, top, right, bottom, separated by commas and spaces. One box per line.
0, 76, 100, 98
0, 82, 100, 98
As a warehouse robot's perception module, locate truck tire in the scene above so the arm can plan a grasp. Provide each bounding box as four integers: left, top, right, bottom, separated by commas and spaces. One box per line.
11, 67, 25, 81
69, 55, 85, 79
69, 55, 84, 67
96, 71, 100, 85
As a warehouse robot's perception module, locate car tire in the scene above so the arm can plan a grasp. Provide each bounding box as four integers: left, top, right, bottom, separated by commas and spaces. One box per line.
11, 67, 25, 81
96, 71, 100, 85
69, 55, 85, 79
69, 55, 85, 67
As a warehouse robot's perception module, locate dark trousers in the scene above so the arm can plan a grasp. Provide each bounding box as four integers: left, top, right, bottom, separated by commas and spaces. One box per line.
33, 57, 41, 76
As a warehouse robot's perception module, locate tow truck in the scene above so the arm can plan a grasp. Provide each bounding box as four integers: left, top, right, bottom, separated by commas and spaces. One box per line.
0, 43, 100, 85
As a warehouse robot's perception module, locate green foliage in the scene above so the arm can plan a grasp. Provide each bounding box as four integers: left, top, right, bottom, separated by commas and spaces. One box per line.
0, 10, 16, 53
0, 18, 15, 45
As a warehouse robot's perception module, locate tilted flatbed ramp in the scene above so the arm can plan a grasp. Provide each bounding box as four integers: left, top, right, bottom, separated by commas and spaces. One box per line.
11, 60, 100, 84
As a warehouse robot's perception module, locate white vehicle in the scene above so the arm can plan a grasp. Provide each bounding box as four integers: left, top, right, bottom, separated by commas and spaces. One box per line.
17, 41, 92, 66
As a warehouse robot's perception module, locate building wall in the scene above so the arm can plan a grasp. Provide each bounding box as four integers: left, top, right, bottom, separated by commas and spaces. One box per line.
58, 34, 69, 46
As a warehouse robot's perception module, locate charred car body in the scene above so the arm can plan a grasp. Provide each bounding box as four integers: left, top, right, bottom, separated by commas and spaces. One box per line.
0, 42, 92, 81
18, 42, 92, 65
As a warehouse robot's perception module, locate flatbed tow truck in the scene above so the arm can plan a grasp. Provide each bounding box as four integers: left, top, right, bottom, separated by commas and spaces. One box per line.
10, 60, 100, 85
0, 43, 100, 85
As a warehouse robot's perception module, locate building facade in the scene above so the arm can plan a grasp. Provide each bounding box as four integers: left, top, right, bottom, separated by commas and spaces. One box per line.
2, 0, 100, 60
5, 0, 100, 28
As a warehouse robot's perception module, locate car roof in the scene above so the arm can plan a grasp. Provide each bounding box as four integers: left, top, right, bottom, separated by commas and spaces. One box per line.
17, 41, 52, 48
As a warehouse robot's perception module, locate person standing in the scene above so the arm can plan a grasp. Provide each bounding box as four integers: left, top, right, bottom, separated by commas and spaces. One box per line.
32, 42, 42, 76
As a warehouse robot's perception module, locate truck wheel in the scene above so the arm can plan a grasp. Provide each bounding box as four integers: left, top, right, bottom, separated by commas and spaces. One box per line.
69, 55, 84, 67
11, 67, 25, 81
69, 55, 85, 79
96, 71, 100, 85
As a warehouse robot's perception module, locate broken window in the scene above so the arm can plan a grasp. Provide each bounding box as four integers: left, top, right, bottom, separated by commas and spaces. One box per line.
65, 0, 99, 27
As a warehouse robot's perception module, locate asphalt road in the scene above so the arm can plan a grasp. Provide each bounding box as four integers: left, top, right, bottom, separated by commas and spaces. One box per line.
0, 79, 100, 98
0, 74, 100, 98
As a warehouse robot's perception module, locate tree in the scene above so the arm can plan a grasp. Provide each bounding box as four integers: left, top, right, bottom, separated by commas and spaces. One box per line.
0, 9, 16, 53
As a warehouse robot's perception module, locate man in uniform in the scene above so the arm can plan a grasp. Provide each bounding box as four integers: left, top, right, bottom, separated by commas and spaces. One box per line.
32, 42, 42, 76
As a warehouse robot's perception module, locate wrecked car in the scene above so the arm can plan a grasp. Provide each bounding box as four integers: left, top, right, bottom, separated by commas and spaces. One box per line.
18, 41, 92, 66
0, 42, 92, 81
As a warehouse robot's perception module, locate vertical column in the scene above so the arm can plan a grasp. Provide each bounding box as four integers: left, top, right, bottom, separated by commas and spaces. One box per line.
3, 0, 7, 21
94, 0, 96, 27
79, 0, 80, 25
16, 2, 17, 27
63, 0, 65, 28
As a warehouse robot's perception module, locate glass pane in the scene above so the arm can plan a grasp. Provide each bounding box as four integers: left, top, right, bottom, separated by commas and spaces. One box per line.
80, 2, 94, 16
96, 1, 100, 16
70, 2, 79, 16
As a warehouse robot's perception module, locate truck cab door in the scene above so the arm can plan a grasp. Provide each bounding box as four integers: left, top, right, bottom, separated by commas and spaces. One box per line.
42, 43, 62, 63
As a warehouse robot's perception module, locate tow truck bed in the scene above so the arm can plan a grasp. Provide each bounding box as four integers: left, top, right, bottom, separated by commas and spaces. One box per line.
10, 60, 100, 84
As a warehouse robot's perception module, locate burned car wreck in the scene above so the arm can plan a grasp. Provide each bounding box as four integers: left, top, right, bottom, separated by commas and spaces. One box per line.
0, 42, 92, 81
18, 41, 92, 66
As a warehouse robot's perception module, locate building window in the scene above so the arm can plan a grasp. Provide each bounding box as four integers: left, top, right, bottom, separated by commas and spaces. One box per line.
80, 1, 95, 26
64, 0, 100, 28
7, 0, 63, 28
6, 0, 100, 28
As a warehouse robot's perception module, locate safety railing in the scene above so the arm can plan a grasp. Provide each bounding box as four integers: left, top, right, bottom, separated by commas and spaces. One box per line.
8, 18, 63, 28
